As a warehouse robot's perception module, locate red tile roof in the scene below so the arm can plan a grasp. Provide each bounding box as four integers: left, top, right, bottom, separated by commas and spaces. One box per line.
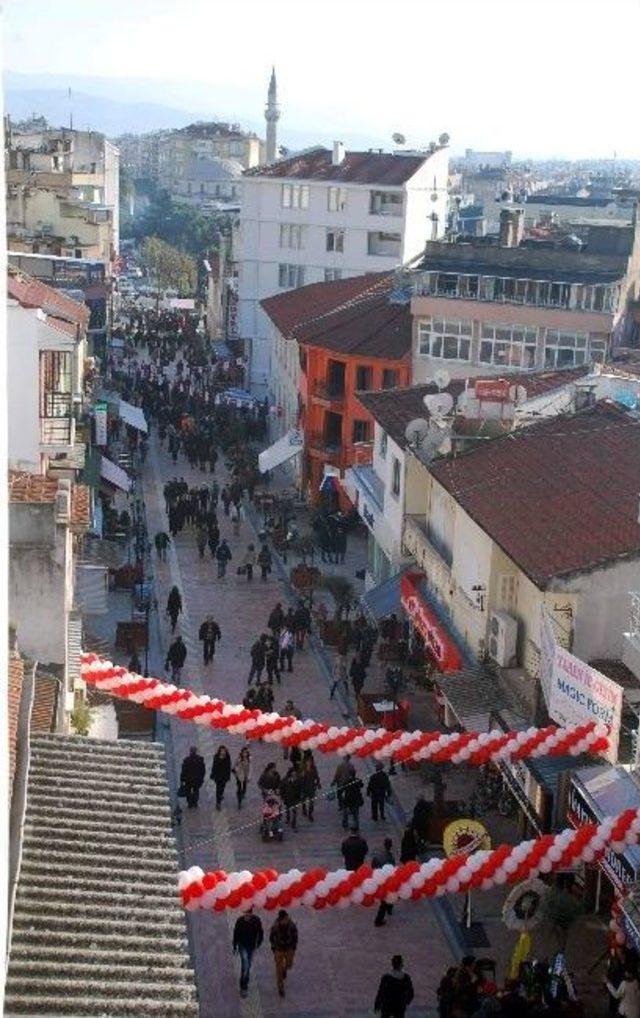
8, 472, 91, 531
262, 273, 412, 360
428, 402, 640, 585
357, 368, 592, 448
245, 148, 430, 185
8, 268, 89, 330
262, 273, 389, 337
31, 673, 59, 733
8, 654, 24, 794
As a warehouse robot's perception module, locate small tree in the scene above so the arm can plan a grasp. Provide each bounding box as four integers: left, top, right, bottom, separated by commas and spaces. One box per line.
289, 533, 317, 566
70, 701, 94, 736
140, 236, 197, 296
542, 886, 583, 952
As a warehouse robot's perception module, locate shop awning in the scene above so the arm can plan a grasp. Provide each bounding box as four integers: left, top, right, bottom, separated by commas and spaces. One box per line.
435, 667, 521, 731
258, 429, 304, 474
400, 572, 464, 672
119, 399, 148, 434
361, 570, 406, 622
100, 456, 132, 492
569, 765, 640, 892
219, 388, 258, 408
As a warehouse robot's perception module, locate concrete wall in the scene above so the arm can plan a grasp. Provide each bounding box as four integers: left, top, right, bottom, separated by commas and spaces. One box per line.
7, 302, 42, 470
9, 504, 71, 667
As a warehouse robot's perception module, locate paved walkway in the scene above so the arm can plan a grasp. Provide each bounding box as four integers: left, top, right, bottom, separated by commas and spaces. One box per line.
142, 432, 451, 1018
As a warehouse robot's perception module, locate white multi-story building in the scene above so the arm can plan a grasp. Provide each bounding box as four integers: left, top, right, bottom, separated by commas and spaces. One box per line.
238, 140, 450, 392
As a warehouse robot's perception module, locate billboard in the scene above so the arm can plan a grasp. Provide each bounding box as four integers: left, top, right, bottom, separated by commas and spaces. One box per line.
548, 642, 622, 764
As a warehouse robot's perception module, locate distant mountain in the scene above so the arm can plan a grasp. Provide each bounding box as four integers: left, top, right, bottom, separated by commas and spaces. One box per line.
4, 72, 388, 151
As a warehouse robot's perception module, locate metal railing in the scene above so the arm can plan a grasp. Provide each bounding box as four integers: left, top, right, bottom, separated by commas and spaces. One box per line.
311, 380, 346, 403
40, 391, 73, 446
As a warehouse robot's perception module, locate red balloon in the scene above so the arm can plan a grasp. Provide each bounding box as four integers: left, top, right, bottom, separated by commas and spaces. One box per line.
214, 900, 226, 912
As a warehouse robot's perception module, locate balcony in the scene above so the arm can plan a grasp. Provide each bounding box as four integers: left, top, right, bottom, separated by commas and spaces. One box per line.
311, 380, 346, 408
403, 515, 452, 592
367, 231, 402, 258
414, 271, 618, 313
40, 392, 75, 451
306, 432, 373, 468
369, 191, 404, 218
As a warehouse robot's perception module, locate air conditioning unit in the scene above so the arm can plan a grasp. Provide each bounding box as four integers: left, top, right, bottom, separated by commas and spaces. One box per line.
488, 610, 518, 667
54, 479, 72, 524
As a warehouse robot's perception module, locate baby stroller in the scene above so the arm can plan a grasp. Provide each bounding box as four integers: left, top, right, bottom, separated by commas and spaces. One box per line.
261, 792, 284, 842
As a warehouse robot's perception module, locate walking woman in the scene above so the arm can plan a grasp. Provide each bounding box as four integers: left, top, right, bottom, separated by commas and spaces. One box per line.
243, 544, 257, 582
211, 746, 232, 810
166, 586, 182, 632
233, 746, 252, 809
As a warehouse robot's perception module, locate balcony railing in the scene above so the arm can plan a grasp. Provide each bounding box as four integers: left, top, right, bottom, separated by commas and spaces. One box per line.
40, 391, 73, 447
307, 433, 373, 467
312, 380, 346, 404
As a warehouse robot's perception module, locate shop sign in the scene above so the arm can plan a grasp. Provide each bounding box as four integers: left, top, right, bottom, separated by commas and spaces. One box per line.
567, 783, 637, 891
550, 647, 622, 764
94, 401, 108, 446
475, 378, 511, 401
400, 573, 462, 672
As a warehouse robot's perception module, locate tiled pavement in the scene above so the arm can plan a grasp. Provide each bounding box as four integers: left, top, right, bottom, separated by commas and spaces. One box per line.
142, 433, 451, 1018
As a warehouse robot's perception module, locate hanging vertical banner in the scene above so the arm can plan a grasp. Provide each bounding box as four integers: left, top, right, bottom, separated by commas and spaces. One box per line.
539, 606, 556, 710
94, 401, 108, 447
549, 649, 622, 764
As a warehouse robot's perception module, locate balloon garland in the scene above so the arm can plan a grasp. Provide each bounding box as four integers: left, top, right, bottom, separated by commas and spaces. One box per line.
179, 808, 640, 914
81, 654, 609, 766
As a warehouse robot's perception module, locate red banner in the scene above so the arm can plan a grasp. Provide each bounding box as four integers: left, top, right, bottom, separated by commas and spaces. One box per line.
474, 378, 511, 402
400, 572, 463, 672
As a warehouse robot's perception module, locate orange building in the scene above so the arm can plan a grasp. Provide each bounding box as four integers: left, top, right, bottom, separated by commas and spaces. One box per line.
262, 273, 412, 502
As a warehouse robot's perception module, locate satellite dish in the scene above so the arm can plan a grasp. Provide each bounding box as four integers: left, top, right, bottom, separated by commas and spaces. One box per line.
405, 418, 430, 447
456, 391, 472, 413
439, 133, 450, 146
392, 132, 406, 146
433, 368, 451, 391
424, 392, 454, 419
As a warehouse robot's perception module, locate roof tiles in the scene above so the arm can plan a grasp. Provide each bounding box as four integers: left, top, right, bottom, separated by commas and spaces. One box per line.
8, 269, 89, 329
245, 148, 430, 185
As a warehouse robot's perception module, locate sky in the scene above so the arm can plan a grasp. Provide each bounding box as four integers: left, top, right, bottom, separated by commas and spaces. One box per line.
4, 0, 640, 159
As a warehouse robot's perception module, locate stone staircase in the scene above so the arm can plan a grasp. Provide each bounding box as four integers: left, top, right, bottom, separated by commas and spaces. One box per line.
5, 734, 199, 1016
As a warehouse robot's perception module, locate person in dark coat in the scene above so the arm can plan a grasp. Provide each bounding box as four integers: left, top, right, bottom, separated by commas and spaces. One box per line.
258, 762, 281, 797
165, 636, 187, 683
249, 636, 267, 685
293, 603, 311, 650
341, 831, 368, 871
215, 539, 232, 578
166, 586, 182, 631
233, 908, 264, 997
367, 762, 393, 821
412, 794, 432, 841
372, 837, 396, 927
349, 653, 367, 700
374, 955, 414, 1018
400, 824, 419, 863
180, 746, 205, 808
269, 910, 298, 998
280, 766, 302, 830
342, 776, 364, 832
268, 603, 285, 634
199, 615, 222, 665
300, 755, 321, 821
211, 746, 232, 809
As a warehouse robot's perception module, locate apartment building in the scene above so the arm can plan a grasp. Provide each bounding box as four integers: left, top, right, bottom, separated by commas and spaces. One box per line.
239, 140, 450, 392
5, 124, 119, 268
411, 207, 640, 382
7, 269, 89, 477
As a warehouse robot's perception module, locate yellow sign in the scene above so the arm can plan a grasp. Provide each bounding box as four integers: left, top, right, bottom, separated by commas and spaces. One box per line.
443, 818, 491, 857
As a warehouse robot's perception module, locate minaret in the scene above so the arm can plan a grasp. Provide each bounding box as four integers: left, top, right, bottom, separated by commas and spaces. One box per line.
264, 66, 280, 164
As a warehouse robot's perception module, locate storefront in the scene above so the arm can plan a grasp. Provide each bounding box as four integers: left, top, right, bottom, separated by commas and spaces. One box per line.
568, 765, 640, 921
400, 571, 464, 673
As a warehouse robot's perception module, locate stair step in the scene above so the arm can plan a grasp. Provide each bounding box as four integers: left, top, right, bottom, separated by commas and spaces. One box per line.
5, 974, 198, 1000
17, 875, 176, 898
14, 900, 185, 925
17, 885, 180, 909
20, 847, 177, 873
8, 944, 192, 968
9, 929, 189, 953
3, 992, 199, 1016
11, 912, 185, 938
22, 834, 177, 861
7, 960, 196, 982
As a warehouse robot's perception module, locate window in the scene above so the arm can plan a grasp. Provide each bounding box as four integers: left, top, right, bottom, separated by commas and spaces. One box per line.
418, 317, 472, 361
281, 183, 309, 209
544, 329, 589, 368
589, 333, 609, 360
352, 419, 370, 443
382, 368, 398, 390
479, 323, 537, 368
280, 223, 306, 249
355, 365, 372, 390
327, 187, 347, 212
324, 268, 343, 282
391, 457, 401, 497
379, 430, 388, 458
278, 264, 305, 289
368, 231, 401, 256
436, 272, 459, 295
370, 190, 403, 215
326, 229, 344, 253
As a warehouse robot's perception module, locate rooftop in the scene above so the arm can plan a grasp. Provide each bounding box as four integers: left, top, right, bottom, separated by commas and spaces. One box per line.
262, 273, 413, 360
174, 120, 256, 140
245, 146, 434, 185
356, 367, 590, 449
8, 268, 90, 330
182, 156, 244, 181
428, 401, 640, 586
5, 734, 198, 1016
9, 472, 91, 531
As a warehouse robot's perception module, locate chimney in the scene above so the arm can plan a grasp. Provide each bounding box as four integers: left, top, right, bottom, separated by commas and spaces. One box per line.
499, 207, 525, 248
332, 141, 345, 166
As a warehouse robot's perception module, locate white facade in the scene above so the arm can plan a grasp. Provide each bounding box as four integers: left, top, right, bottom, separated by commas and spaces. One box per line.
7, 300, 86, 473
238, 146, 450, 393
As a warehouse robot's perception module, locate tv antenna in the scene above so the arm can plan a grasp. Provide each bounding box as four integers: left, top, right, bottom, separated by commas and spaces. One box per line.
405, 418, 430, 448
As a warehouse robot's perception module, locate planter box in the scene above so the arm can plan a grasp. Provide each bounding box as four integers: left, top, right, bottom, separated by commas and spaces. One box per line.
113, 562, 143, 590
357, 693, 409, 731
290, 564, 321, 591
115, 621, 148, 653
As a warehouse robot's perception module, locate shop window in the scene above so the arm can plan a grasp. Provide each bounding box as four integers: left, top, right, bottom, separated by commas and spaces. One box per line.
391, 457, 401, 497
352, 419, 370, 443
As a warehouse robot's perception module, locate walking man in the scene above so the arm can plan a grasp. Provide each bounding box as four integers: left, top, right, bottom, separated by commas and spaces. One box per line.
180, 746, 205, 808
367, 762, 393, 821
331, 755, 355, 811
154, 531, 170, 561
199, 615, 222, 665
165, 635, 187, 684
216, 539, 232, 578
374, 955, 414, 1018
341, 830, 369, 871
373, 838, 396, 927
232, 909, 264, 997
269, 909, 298, 998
